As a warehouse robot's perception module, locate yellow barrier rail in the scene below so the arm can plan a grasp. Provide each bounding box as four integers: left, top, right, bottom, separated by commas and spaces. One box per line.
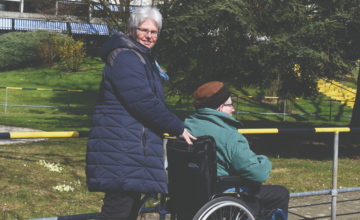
1, 127, 359, 139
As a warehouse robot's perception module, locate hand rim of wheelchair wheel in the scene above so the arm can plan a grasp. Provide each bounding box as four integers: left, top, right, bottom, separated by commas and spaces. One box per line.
193, 196, 256, 220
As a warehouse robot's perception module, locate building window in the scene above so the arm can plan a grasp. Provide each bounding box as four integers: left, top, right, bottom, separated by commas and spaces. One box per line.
58, 1, 89, 17
23, 1, 38, 13
4, 1, 21, 12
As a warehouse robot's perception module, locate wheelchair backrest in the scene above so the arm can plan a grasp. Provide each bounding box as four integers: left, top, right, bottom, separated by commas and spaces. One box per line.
166, 136, 217, 220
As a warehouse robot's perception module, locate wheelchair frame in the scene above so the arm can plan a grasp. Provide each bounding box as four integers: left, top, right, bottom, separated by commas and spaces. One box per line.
137, 136, 287, 220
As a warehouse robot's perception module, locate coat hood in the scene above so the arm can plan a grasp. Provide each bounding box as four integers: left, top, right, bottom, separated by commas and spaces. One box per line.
100, 31, 152, 63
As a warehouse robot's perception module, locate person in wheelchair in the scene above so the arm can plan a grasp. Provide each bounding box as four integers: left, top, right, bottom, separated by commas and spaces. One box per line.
184, 81, 290, 218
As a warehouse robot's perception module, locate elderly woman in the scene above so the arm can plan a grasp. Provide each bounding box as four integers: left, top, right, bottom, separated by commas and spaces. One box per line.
86, 7, 196, 220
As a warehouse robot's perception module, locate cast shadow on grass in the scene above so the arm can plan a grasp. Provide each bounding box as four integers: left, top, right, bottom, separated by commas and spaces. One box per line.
236, 96, 281, 114
38, 116, 92, 131
0, 150, 85, 163
247, 133, 360, 161
292, 99, 323, 116
334, 103, 346, 122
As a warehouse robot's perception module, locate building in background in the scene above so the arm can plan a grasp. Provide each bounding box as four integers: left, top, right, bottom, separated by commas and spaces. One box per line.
0, 0, 156, 47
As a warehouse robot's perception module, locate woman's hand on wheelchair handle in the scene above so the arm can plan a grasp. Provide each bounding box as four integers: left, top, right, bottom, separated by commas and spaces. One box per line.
180, 129, 197, 145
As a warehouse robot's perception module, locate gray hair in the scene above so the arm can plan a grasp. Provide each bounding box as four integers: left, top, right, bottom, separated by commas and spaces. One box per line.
216, 97, 232, 111
128, 7, 162, 36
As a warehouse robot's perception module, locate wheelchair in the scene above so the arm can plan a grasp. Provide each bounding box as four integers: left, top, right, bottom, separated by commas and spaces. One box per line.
137, 136, 287, 220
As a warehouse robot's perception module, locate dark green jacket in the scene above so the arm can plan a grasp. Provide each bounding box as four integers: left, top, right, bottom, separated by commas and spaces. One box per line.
184, 108, 272, 190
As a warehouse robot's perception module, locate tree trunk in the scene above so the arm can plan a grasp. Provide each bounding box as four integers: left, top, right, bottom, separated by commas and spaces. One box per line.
349, 67, 360, 126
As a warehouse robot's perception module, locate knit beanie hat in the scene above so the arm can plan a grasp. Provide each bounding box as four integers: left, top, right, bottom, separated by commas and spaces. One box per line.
194, 81, 231, 110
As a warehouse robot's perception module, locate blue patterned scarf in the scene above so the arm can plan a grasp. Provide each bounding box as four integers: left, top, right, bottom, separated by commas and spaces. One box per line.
155, 60, 169, 81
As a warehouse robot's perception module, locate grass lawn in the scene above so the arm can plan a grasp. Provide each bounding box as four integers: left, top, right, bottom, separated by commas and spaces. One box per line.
2, 132, 360, 219
0, 56, 103, 116
0, 138, 102, 219
0, 57, 358, 219
248, 133, 360, 193
0, 57, 355, 123
342, 67, 359, 89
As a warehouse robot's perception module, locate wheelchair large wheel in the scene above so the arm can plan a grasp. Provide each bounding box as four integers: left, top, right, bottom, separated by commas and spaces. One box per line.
193, 196, 256, 220
137, 194, 153, 220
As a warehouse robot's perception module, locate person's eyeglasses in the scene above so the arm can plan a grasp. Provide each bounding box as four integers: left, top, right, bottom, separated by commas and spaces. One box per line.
223, 103, 235, 108
134, 27, 159, 37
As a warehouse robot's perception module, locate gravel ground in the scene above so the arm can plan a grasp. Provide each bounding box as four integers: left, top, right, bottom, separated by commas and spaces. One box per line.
138, 191, 360, 220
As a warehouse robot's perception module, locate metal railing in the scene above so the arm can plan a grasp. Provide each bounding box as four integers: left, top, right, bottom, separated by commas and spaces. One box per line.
0, 86, 97, 115
329, 82, 357, 94
232, 95, 354, 122
1, 127, 359, 220
0, 87, 354, 121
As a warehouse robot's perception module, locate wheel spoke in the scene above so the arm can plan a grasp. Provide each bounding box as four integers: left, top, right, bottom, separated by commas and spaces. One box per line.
211, 214, 217, 220
235, 211, 240, 220
230, 207, 236, 220
194, 197, 255, 220
239, 210, 246, 220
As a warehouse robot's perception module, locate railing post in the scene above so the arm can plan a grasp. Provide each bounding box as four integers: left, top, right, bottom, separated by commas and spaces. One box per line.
329, 100, 332, 121
283, 99, 286, 122
67, 92, 70, 115
5, 88, 7, 114
331, 132, 339, 220
236, 95, 239, 120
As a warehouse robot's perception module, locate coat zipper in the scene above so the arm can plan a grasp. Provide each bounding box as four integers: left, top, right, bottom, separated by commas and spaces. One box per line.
142, 126, 147, 156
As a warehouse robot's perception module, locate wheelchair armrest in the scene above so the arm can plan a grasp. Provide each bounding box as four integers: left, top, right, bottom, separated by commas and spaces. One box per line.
216, 175, 244, 183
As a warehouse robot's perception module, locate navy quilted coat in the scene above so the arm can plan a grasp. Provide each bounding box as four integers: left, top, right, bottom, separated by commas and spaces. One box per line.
86, 32, 184, 194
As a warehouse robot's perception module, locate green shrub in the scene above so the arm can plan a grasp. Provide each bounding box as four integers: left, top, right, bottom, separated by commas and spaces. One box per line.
53, 35, 86, 72
35, 35, 58, 68
0, 30, 69, 71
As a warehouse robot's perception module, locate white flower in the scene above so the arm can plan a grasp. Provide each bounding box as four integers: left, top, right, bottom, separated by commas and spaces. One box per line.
24, 164, 26, 167
37, 160, 65, 173
52, 184, 74, 192
73, 180, 81, 186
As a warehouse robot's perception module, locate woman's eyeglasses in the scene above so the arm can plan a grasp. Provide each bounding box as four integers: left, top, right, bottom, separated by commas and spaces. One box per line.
134, 27, 159, 37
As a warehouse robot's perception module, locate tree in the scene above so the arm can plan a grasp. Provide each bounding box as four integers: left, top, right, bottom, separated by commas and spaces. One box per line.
157, 0, 360, 111
80, 0, 131, 34
351, 66, 360, 126
80, 0, 161, 35
341, 3, 360, 126
27, 0, 81, 21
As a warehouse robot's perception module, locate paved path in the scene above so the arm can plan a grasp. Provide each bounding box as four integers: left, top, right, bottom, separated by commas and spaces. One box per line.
289, 191, 360, 220
138, 192, 360, 220
0, 125, 45, 145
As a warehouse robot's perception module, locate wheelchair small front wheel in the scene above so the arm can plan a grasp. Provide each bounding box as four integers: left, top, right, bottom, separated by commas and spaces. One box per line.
193, 196, 256, 220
